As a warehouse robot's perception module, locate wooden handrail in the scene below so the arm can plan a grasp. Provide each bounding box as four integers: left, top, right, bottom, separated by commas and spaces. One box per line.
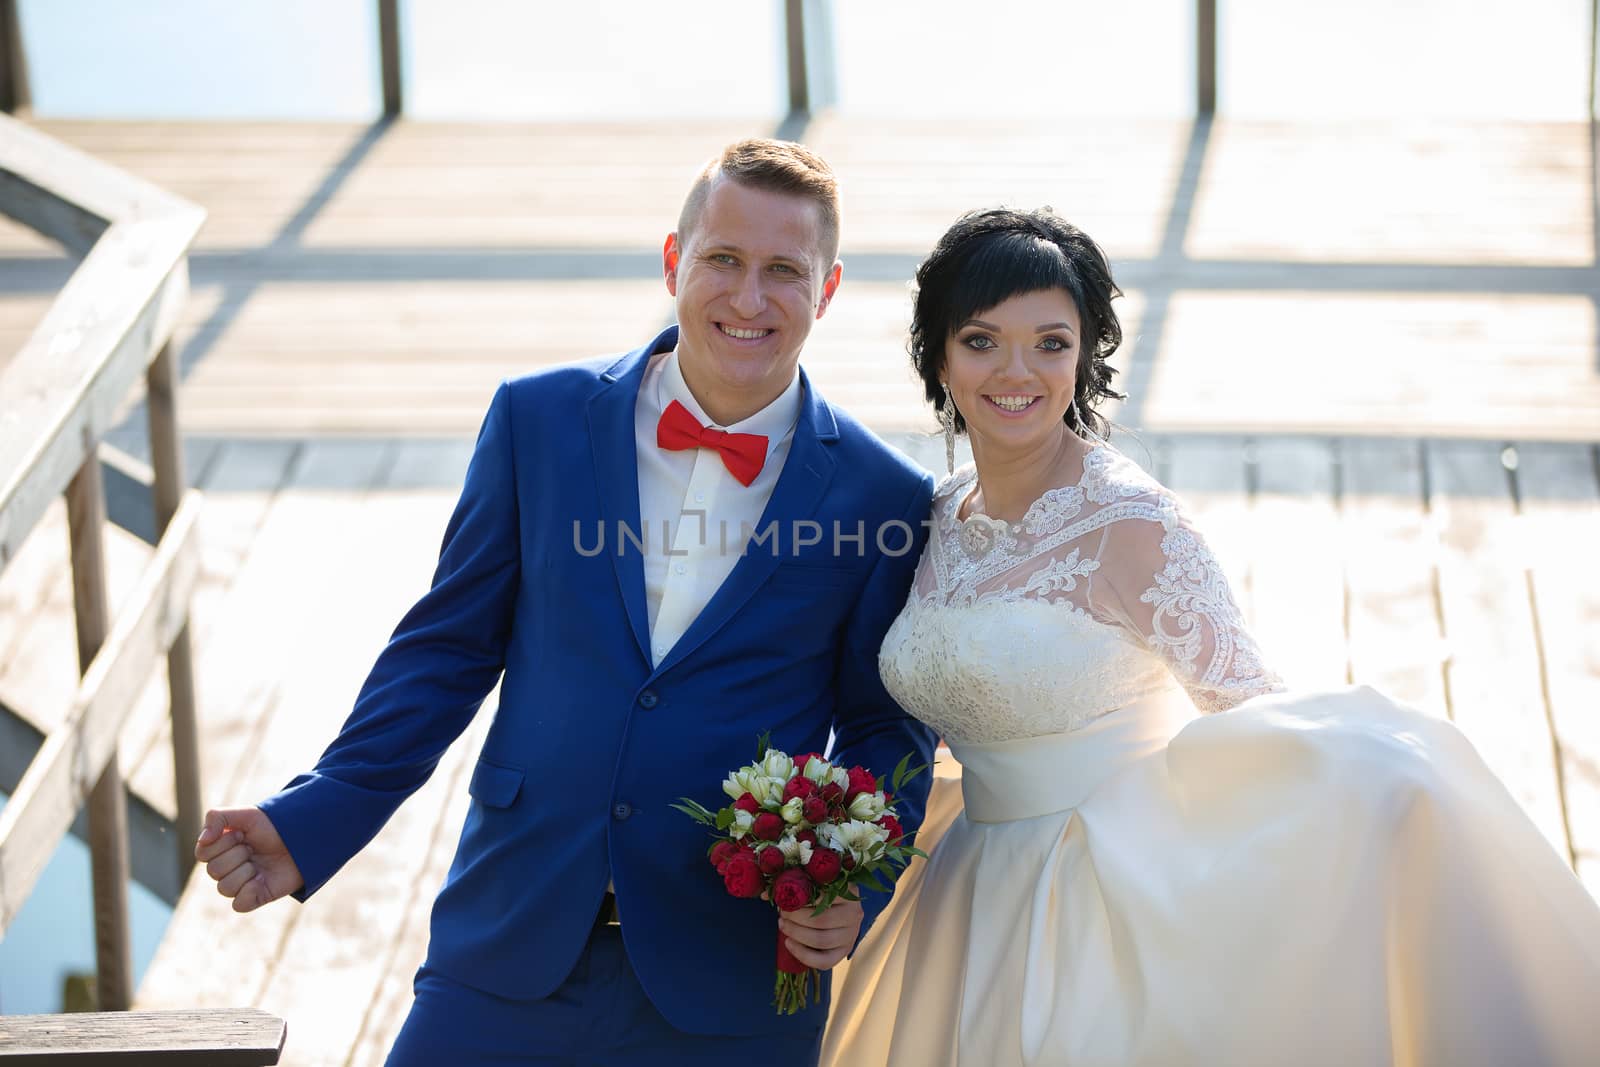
0, 490, 202, 931
0, 112, 206, 1012
0, 1008, 285, 1064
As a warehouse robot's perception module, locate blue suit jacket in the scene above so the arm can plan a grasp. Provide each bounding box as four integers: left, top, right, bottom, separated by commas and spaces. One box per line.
261, 326, 937, 1036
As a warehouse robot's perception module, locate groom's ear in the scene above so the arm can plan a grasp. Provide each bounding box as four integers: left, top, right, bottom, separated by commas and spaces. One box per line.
815, 261, 843, 320
663, 233, 682, 296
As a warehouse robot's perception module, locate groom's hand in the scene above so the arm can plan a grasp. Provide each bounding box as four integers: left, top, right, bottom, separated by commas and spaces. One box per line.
778, 898, 865, 971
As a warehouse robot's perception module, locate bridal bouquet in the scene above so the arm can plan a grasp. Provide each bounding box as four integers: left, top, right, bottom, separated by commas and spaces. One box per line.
674, 735, 926, 1014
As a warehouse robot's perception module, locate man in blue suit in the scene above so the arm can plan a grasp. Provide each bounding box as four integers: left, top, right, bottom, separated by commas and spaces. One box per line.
195, 138, 937, 1064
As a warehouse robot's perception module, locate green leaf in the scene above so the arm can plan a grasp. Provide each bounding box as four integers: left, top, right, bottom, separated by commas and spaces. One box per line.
669, 801, 716, 826
892, 757, 929, 792
854, 869, 891, 894
715, 809, 735, 831
756, 729, 772, 761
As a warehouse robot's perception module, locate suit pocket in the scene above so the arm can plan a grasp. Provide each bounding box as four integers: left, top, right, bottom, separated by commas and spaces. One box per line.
767, 561, 859, 589
468, 757, 525, 809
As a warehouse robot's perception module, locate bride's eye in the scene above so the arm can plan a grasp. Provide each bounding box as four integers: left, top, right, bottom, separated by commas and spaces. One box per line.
1038, 336, 1072, 353
960, 334, 997, 351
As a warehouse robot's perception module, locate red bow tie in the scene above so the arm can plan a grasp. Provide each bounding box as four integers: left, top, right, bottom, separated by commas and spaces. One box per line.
656, 400, 768, 486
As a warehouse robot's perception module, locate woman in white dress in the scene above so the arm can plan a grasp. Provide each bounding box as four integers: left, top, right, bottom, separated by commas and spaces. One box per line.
821, 208, 1600, 1066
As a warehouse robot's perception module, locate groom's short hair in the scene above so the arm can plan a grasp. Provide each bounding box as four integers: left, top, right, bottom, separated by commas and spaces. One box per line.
677, 139, 841, 264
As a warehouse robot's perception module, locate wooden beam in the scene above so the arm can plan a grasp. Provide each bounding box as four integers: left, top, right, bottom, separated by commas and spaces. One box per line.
1197, 0, 1217, 115
0, 112, 199, 253
146, 341, 203, 886
65, 454, 133, 1011
0, 0, 28, 115
378, 0, 402, 117
0, 1008, 285, 1065
0, 492, 202, 938
0, 234, 192, 576
784, 0, 809, 115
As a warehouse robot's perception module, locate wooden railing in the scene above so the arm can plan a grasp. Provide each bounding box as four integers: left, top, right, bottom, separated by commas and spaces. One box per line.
0, 113, 204, 1013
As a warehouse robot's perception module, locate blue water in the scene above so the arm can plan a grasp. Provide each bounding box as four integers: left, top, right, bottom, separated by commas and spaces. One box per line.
14, 0, 1592, 121
0, 792, 173, 1015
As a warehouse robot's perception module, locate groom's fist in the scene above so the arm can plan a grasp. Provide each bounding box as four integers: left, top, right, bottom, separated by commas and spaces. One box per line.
778, 897, 865, 971
195, 807, 305, 913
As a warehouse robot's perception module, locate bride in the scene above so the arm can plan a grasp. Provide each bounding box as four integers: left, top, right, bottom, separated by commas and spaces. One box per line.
820, 207, 1600, 1065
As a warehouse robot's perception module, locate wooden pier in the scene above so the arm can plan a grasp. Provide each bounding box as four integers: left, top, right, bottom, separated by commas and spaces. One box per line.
1, 114, 1597, 1064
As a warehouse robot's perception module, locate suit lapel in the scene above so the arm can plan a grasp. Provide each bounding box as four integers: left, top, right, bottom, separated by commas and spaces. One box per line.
586, 327, 677, 665
653, 369, 839, 678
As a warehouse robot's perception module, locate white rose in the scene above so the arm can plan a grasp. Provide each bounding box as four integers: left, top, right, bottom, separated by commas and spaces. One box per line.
762, 751, 795, 782
802, 757, 832, 785
731, 809, 755, 835
781, 797, 806, 825
848, 791, 886, 822
828, 765, 851, 790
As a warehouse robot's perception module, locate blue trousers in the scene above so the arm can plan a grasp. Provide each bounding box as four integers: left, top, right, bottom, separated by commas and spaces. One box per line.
387, 925, 824, 1066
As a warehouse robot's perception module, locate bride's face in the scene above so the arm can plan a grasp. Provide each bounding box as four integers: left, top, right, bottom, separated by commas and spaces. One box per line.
942, 287, 1081, 458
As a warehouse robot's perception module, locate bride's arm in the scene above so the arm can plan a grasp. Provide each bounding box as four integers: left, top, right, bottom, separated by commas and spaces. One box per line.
1091, 491, 1284, 711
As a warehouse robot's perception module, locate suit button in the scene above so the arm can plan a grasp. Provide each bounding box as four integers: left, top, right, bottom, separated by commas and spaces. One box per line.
638, 690, 658, 709
612, 803, 633, 821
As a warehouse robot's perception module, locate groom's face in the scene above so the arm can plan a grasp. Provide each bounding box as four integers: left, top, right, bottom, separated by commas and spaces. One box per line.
664, 176, 842, 425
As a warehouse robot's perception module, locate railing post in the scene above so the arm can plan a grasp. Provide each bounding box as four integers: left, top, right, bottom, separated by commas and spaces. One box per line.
378, 0, 402, 117
1197, 0, 1217, 116
784, 0, 809, 116
147, 341, 203, 888
0, 0, 29, 115
65, 457, 133, 1012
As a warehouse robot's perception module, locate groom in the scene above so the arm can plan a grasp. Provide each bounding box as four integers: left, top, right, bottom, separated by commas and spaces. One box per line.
194, 138, 937, 1064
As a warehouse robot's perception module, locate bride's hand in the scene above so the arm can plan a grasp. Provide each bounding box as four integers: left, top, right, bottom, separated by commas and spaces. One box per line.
778, 898, 864, 970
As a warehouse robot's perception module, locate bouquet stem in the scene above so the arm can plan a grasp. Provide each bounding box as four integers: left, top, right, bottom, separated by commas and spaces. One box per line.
774, 929, 818, 1015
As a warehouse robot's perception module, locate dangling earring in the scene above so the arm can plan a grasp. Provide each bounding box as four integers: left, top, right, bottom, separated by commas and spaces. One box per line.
939, 383, 957, 475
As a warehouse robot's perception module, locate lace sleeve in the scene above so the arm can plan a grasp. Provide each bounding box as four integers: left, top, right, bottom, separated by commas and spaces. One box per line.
1093, 494, 1284, 712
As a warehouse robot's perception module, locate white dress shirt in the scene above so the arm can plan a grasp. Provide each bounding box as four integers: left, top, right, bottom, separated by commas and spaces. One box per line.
633, 348, 803, 667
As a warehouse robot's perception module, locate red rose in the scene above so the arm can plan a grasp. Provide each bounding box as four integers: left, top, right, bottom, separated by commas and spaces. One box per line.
842, 854, 856, 871
802, 795, 829, 825
722, 852, 764, 898
710, 840, 740, 872
846, 766, 877, 801
783, 775, 817, 803
805, 847, 843, 885
878, 814, 905, 844
733, 792, 760, 816
757, 845, 787, 876
752, 812, 785, 841
772, 868, 815, 912
796, 829, 820, 847
819, 782, 845, 809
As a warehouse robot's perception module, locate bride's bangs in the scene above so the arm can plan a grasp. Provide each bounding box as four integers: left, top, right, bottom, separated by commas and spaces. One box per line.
948, 231, 1079, 329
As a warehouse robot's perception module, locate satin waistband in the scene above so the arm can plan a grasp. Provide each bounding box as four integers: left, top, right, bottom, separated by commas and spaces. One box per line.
949, 688, 1197, 823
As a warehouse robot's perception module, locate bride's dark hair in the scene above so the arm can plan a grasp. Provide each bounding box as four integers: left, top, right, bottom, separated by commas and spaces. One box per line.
909, 207, 1125, 440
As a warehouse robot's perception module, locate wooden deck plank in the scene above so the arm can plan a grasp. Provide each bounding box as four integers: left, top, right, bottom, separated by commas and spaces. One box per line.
1339, 439, 1448, 718
1190, 120, 1593, 266
1249, 439, 1350, 689
1515, 443, 1600, 896
1143, 291, 1600, 441
1426, 440, 1569, 857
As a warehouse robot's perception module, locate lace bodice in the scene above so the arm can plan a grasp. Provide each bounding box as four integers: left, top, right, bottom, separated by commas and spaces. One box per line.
879, 445, 1284, 744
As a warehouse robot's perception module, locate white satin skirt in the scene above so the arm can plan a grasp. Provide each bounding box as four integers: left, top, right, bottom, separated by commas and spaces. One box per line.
822, 686, 1600, 1066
